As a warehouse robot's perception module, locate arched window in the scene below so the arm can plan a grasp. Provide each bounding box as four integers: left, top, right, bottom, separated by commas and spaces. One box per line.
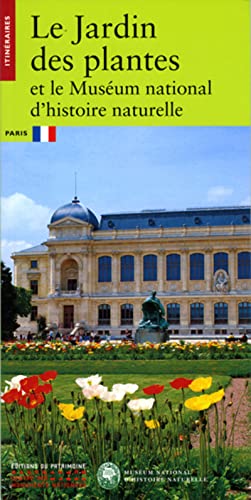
238, 302, 251, 324
238, 252, 251, 279
121, 304, 133, 325
190, 303, 204, 324
61, 258, 78, 291
98, 304, 111, 325
166, 254, 181, 281
143, 254, 157, 281
214, 302, 228, 324
98, 256, 112, 282
167, 303, 180, 324
120, 255, 134, 282
190, 253, 204, 280
214, 252, 228, 273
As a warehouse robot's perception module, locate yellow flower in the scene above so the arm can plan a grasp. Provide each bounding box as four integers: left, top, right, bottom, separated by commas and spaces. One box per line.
185, 394, 212, 411
189, 377, 212, 392
58, 403, 85, 421
144, 419, 160, 429
208, 388, 225, 404
58, 403, 74, 412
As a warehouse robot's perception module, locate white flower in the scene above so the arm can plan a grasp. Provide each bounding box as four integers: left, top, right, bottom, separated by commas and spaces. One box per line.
82, 384, 108, 400
112, 383, 139, 395
76, 374, 102, 389
100, 388, 125, 402
127, 398, 155, 415
5, 375, 26, 391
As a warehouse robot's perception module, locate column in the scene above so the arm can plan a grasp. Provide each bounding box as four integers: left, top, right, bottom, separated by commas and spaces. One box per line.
228, 300, 237, 330
204, 249, 212, 291
181, 249, 188, 292
228, 248, 236, 290
204, 300, 213, 329
134, 301, 142, 326
180, 301, 189, 333
87, 249, 93, 295
158, 250, 165, 292
49, 254, 56, 294
112, 252, 119, 294
135, 251, 142, 293
81, 250, 88, 294
111, 301, 119, 328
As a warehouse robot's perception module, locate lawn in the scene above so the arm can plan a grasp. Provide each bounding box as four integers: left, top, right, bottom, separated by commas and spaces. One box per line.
2, 358, 251, 376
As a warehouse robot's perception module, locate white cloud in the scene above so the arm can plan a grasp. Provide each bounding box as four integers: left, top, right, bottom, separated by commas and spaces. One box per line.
207, 186, 233, 203
1, 193, 51, 233
1, 239, 33, 272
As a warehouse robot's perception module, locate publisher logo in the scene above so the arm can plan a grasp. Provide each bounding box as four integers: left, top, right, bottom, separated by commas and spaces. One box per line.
97, 462, 121, 490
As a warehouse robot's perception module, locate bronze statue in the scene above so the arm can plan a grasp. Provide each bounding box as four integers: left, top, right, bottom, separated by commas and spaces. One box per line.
138, 291, 169, 331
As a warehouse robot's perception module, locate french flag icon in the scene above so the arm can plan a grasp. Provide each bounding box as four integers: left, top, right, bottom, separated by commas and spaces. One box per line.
32, 126, 56, 142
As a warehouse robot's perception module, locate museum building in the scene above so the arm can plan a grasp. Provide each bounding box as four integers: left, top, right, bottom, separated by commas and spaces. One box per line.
12, 197, 251, 336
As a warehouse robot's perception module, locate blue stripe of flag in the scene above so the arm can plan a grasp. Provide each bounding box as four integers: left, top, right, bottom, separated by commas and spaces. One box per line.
33, 126, 41, 142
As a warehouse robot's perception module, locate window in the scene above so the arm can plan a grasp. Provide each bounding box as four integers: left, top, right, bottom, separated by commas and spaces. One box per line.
31, 306, 38, 321
31, 260, 38, 269
121, 304, 133, 325
30, 280, 38, 295
167, 303, 180, 324
166, 254, 181, 281
98, 256, 112, 282
98, 304, 111, 325
121, 255, 134, 282
214, 253, 228, 273
190, 303, 204, 324
190, 253, 204, 280
238, 302, 251, 324
67, 279, 77, 291
238, 252, 251, 279
214, 302, 228, 324
143, 254, 157, 281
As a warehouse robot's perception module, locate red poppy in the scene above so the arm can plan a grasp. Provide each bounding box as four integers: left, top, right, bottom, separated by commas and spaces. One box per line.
1, 388, 21, 404
143, 384, 165, 395
20, 376, 39, 393
39, 370, 58, 382
169, 378, 193, 390
18, 392, 45, 409
36, 383, 53, 394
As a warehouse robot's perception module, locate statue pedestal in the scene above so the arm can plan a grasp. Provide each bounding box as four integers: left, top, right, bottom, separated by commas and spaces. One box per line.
135, 328, 169, 344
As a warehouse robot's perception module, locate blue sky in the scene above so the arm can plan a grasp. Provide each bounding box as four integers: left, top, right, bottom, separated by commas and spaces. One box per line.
1, 126, 250, 270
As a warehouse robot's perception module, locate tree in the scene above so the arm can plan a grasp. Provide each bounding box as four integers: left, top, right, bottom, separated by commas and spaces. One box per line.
1, 261, 32, 340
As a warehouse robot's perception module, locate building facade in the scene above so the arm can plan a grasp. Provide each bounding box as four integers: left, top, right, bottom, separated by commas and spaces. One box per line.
12, 198, 251, 335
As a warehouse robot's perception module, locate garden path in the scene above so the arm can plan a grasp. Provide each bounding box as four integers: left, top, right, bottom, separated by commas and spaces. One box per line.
192, 378, 251, 448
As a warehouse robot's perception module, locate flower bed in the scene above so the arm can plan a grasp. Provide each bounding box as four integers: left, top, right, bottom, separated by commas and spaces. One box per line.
1, 339, 251, 361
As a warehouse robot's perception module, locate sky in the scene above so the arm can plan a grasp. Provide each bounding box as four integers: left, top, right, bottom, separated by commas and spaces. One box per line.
1, 126, 250, 270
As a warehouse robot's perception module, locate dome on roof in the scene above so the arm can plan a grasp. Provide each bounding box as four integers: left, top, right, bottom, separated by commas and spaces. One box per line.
50, 197, 99, 229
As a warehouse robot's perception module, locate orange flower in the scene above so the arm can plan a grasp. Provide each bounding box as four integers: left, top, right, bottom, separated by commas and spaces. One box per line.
36, 383, 53, 394
143, 384, 164, 395
1, 388, 21, 404
170, 378, 193, 390
20, 376, 39, 393
39, 370, 58, 382
19, 393, 45, 409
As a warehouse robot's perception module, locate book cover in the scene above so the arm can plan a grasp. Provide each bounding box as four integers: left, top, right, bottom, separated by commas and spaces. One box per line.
1, 1, 250, 498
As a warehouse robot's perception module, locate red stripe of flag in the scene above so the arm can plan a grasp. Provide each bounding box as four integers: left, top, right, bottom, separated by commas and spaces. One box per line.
48, 127, 56, 142
0, 0, 16, 81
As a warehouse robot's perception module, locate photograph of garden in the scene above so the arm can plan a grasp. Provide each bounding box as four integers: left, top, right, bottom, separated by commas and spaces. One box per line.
1, 126, 251, 498
1, 333, 251, 498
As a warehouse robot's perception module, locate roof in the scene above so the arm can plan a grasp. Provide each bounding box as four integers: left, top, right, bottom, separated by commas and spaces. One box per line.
12, 244, 48, 256
99, 207, 250, 231
50, 197, 99, 229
